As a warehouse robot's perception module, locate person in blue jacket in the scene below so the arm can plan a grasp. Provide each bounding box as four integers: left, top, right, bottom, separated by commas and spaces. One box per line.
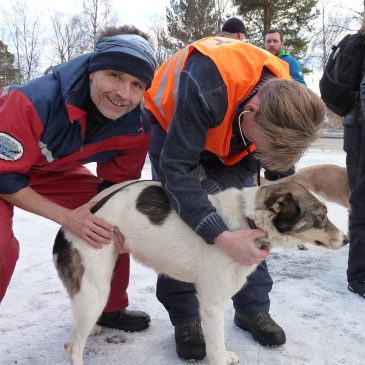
263, 28, 306, 181
0, 25, 157, 332
264, 29, 306, 85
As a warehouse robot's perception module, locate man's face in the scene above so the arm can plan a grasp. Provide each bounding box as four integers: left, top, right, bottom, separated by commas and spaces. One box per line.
89, 70, 146, 120
264, 32, 283, 55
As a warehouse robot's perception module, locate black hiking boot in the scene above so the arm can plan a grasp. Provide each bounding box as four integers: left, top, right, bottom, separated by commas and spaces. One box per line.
234, 311, 286, 346
174, 320, 206, 360
97, 309, 150, 332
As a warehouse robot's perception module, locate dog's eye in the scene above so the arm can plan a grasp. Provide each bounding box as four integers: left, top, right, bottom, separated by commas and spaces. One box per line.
315, 240, 325, 246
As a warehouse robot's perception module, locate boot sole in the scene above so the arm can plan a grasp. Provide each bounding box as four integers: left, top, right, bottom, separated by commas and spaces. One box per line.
348, 284, 365, 298
97, 319, 150, 332
176, 346, 206, 361
234, 317, 286, 347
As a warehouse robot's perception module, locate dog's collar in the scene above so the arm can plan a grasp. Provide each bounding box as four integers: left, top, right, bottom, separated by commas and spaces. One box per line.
246, 217, 257, 229
91, 180, 152, 213
246, 217, 271, 249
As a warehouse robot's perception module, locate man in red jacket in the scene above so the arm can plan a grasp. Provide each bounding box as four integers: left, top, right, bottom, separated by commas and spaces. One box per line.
0, 25, 156, 331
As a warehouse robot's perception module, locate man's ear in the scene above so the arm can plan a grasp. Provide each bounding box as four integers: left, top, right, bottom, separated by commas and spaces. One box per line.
245, 96, 260, 113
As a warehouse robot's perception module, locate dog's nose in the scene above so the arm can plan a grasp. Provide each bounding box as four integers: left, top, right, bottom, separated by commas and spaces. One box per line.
343, 235, 349, 246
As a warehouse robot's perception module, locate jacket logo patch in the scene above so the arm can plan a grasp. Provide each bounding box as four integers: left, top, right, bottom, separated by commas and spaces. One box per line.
0, 133, 24, 161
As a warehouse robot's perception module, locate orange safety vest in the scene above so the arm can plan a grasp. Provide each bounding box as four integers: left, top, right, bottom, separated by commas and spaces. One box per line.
144, 37, 290, 165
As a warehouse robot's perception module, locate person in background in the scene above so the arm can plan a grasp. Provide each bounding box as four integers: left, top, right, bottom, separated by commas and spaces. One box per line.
217, 17, 246, 40
264, 28, 306, 85
343, 22, 365, 299
145, 35, 326, 361
263, 28, 306, 181
0, 25, 157, 332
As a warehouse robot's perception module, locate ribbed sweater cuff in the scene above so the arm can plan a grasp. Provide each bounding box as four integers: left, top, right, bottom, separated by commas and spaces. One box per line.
201, 179, 221, 194
195, 212, 228, 244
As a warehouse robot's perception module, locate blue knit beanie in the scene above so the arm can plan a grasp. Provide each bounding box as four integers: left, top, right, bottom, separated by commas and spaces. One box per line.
88, 34, 158, 88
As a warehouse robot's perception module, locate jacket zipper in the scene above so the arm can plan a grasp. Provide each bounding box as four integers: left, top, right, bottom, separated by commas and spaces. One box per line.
76, 120, 85, 151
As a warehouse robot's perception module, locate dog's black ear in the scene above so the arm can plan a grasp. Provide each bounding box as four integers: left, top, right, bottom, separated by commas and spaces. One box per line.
265, 192, 294, 214
266, 191, 301, 233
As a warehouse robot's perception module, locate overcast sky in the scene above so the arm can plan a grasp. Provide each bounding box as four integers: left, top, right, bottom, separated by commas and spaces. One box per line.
1, 0, 362, 33
0, 0, 171, 32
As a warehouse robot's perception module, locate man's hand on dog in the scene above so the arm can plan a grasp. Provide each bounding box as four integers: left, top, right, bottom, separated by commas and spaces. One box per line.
64, 202, 126, 253
214, 229, 270, 265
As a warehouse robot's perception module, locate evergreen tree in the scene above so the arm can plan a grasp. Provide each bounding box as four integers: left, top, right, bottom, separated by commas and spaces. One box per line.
0, 41, 19, 86
232, 0, 319, 59
163, 0, 219, 53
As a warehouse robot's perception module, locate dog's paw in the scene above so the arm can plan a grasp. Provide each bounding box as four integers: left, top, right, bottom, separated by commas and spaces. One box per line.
255, 237, 271, 250
226, 351, 239, 364
90, 324, 103, 336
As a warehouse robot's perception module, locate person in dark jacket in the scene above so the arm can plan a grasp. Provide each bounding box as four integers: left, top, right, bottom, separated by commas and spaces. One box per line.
343, 23, 365, 299
0, 25, 157, 331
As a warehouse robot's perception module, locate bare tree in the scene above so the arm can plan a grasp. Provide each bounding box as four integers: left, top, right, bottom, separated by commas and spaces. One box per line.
336, 1, 364, 31
4, 2, 43, 83
78, 0, 118, 52
148, 15, 172, 65
306, 0, 363, 74
213, 0, 232, 31
50, 13, 85, 64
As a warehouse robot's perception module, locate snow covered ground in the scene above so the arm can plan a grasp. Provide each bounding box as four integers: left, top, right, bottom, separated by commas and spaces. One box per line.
1, 143, 364, 365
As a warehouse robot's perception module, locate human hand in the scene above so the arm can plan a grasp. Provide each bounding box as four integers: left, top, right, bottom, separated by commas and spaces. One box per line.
214, 229, 270, 265
64, 202, 114, 248
113, 227, 127, 254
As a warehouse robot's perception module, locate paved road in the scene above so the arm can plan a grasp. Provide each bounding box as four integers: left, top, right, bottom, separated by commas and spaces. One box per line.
311, 137, 343, 152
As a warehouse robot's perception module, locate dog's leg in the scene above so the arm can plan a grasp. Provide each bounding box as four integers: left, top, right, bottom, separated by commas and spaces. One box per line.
65, 282, 111, 365
197, 283, 239, 365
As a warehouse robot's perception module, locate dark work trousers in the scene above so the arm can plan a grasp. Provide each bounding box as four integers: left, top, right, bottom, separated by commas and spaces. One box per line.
148, 116, 273, 326
344, 98, 365, 284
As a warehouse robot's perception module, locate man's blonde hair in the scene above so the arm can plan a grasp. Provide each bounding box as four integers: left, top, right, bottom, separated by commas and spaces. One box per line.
255, 78, 326, 171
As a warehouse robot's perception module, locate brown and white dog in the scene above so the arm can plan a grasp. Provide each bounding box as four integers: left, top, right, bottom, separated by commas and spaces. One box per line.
53, 180, 348, 365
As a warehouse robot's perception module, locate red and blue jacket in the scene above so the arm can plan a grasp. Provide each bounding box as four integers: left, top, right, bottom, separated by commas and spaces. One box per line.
0, 54, 150, 194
